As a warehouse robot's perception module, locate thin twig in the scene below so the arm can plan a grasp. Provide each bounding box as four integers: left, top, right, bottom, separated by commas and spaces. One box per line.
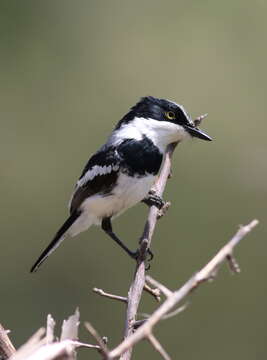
0, 324, 16, 359
146, 276, 173, 298
93, 288, 128, 303
143, 283, 161, 302
147, 333, 171, 360
84, 322, 109, 357
109, 219, 258, 358
195, 220, 258, 282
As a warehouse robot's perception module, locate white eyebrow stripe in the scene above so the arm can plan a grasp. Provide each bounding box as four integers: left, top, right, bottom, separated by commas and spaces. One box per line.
167, 100, 194, 126
78, 164, 120, 187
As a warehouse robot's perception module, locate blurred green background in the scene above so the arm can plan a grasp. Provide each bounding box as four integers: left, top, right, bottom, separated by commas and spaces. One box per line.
0, 1, 266, 359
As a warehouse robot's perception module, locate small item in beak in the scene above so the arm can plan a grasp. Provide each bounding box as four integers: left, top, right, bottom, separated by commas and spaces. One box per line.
194, 113, 208, 127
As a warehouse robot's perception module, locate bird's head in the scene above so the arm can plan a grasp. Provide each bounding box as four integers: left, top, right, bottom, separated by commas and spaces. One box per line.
116, 96, 212, 145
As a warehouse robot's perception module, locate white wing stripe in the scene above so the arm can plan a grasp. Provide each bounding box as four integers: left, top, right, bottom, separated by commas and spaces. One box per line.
78, 164, 119, 187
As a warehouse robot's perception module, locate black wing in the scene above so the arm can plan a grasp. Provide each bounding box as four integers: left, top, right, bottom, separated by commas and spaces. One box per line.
31, 145, 121, 273
69, 145, 121, 213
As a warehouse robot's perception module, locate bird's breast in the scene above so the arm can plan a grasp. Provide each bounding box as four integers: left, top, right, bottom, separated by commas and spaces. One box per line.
80, 172, 156, 224
113, 173, 156, 208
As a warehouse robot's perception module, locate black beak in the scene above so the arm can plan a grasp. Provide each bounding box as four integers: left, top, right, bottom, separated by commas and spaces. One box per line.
184, 125, 212, 141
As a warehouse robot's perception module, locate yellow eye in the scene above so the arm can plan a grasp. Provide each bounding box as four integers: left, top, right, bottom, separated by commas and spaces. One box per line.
165, 111, 175, 120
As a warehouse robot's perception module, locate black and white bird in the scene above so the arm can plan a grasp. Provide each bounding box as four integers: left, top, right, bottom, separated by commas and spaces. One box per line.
30, 96, 212, 272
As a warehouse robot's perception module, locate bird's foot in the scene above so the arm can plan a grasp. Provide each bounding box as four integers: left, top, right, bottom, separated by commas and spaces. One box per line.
142, 190, 165, 210
130, 247, 154, 270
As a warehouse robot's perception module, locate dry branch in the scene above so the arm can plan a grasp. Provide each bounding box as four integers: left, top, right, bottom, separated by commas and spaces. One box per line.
60, 309, 80, 342
120, 142, 178, 360
10, 216, 257, 360
108, 219, 259, 358
0, 323, 16, 359
9, 311, 102, 360
93, 288, 128, 303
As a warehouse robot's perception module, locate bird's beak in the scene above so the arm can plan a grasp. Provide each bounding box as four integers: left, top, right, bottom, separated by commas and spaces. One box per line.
184, 125, 212, 141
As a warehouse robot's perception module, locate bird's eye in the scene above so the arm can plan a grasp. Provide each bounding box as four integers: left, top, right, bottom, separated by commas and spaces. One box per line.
165, 111, 175, 120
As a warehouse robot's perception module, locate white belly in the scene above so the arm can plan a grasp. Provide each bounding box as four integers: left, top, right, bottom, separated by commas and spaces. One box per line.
112, 173, 155, 212
69, 173, 155, 236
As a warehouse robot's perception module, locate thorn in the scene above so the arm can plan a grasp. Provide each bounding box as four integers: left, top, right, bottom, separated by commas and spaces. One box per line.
157, 202, 171, 219
144, 283, 161, 302
226, 254, 241, 273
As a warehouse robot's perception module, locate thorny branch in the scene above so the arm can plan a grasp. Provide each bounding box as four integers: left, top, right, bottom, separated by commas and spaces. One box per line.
5, 220, 258, 360
108, 219, 259, 359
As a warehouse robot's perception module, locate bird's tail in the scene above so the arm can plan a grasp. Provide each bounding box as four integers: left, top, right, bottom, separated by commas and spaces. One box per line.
30, 211, 81, 273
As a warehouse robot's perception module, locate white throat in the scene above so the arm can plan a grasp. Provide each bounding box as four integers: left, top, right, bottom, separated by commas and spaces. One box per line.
110, 117, 190, 153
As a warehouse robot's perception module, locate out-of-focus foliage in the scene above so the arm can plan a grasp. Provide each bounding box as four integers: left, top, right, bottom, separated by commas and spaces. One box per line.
0, 1, 266, 359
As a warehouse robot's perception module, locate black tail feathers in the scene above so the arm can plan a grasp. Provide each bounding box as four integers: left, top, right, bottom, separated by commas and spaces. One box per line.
30, 211, 81, 273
